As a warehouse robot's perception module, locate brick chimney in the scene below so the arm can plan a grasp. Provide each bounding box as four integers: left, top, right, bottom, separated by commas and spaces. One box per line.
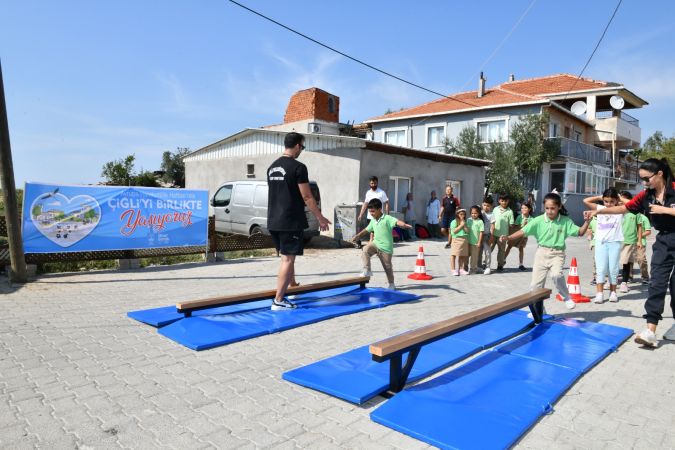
284, 88, 339, 124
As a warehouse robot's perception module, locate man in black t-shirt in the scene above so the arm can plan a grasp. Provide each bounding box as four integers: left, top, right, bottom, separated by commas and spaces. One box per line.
267, 132, 331, 310
439, 185, 460, 248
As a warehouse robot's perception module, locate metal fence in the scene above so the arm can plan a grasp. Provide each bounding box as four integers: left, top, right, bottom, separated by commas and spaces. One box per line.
0, 216, 275, 265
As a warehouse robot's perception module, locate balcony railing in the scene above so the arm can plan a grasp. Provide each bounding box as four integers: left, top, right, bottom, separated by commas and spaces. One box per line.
595, 110, 640, 126
547, 137, 609, 164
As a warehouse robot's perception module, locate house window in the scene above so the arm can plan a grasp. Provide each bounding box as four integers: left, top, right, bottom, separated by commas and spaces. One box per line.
574, 128, 582, 142
384, 130, 406, 146
549, 122, 559, 138
426, 126, 445, 147
388, 176, 412, 212
549, 163, 565, 193
477, 120, 507, 143
328, 96, 335, 114
247, 164, 255, 178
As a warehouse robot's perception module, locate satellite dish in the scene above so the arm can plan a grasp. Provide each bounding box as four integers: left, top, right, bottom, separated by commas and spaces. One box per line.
610, 95, 625, 110
571, 101, 587, 116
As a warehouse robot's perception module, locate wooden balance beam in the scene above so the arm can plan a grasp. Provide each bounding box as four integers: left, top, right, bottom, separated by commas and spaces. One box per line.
176, 276, 370, 317
369, 288, 552, 393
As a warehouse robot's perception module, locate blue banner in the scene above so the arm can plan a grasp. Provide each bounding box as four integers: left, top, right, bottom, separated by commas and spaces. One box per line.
22, 183, 209, 253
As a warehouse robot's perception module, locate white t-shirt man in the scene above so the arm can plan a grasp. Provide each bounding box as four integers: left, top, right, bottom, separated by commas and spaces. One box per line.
595, 205, 624, 243
364, 188, 389, 219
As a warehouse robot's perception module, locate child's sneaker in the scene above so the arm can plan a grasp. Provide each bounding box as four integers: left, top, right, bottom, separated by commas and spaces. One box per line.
271, 298, 297, 311
452, 269, 460, 276
564, 298, 576, 310
387, 283, 396, 290
619, 282, 629, 293
609, 292, 619, 302
484, 268, 491, 275
459, 269, 469, 275
360, 270, 373, 278
519, 265, 526, 271
593, 293, 604, 304
634, 328, 657, 347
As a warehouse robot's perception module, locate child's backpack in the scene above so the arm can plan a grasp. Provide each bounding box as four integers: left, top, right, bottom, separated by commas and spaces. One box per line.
415, 224, 431, 239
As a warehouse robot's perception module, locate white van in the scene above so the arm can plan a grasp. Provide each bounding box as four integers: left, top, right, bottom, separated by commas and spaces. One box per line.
211, 180, 321, 240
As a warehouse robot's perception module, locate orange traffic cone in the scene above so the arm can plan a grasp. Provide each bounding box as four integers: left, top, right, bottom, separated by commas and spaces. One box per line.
408, 246, 433, 280
556, 257, 590, 303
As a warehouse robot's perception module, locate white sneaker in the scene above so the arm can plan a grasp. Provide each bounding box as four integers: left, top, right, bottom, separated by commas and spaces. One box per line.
564, 299, 576, 310
619, 282, 629, 293
360, 270, 373, 278
271, 298, 297, 311
452, 269, 460, 276
634, 328, 657, 347
609, 292, 619, 303
484, 268, 491, 275
387, 283, 396, 290
593, 293, 604, 304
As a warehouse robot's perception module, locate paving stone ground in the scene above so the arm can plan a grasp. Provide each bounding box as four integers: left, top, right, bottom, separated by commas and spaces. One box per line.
1, 236, 674, 449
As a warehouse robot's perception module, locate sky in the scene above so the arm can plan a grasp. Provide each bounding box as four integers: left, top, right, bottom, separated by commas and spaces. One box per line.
1, 0, 674, 186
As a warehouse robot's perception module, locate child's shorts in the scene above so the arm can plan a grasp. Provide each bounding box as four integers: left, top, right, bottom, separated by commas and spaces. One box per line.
620, 243, 636, 264
450, 236, 468, 256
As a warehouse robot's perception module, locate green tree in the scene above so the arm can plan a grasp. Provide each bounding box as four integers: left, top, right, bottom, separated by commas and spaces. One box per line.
134, 170, 160, 187
485, 141, 522, 202
444, 126, 486, 159
0, 188, 23, 216
448, 126, 522, 200
101, 155, 136, 186
160, 147, 190, 187
510, 113, 559, 190
31, 203, 42, 217
639, 131, 675, 169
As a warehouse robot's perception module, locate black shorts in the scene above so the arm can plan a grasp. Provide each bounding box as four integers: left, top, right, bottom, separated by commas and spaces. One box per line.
441, 215, 452, 229
270, 230, 304, 255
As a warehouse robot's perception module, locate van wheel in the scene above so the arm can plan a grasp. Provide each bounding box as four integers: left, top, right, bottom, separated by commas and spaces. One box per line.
250, 225, 263, 236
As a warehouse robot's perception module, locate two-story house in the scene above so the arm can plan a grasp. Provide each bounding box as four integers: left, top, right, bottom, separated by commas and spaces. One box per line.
363, 73, 648, 219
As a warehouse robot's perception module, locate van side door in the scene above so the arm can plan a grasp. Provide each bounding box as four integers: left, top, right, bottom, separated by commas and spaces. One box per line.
212, 184, 233, 233
230, 183, 255, 235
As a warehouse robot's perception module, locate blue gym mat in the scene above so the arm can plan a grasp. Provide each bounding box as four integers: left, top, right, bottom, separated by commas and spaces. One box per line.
127, 285, 364, 328
157, 287, 419, 351
283, 310, 535, 404
370, 319, 632, 450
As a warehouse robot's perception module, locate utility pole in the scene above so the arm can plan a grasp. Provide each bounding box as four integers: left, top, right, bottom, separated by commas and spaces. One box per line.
0, 60, 27, 283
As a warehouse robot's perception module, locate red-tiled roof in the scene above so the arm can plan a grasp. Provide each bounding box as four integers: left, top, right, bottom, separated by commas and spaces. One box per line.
366, 74, 621, 122
501, 73, 617, 96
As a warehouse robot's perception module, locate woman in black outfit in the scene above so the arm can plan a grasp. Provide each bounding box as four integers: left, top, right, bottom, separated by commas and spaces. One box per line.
586, 158, 675, 347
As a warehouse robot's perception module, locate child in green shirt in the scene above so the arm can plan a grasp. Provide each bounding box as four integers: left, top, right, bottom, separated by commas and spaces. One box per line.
351, 198, 412, 290
449, 209, 469, 275
501, 192, 590, 310
492, 193, 514, 272
467, 206, 484, 274
636, 213, 651, 284
619, 191, 638, 292
505, 202, 532, 271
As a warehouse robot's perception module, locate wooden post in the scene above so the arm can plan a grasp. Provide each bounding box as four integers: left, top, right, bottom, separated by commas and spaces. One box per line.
0, 60, 27, 283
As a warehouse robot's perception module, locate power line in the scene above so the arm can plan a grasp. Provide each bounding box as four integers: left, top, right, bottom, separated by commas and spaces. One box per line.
460, 0, 539, 91
227, 0, 481, 109
562, 0, 623, 100
229, 0, 623, 120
